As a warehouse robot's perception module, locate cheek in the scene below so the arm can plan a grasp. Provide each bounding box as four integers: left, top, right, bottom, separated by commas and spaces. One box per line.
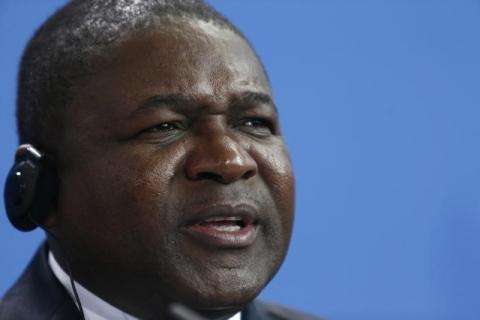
251, 141, 295, 232
256, 141, 294, 199
130, 144, 185, 200
58, 145, 184, 243
113, 144, 188, 242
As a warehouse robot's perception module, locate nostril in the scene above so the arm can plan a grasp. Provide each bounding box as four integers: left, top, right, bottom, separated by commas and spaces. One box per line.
196, 172, 223, 182
242, 170, 255, 180
194, 169, 254, 184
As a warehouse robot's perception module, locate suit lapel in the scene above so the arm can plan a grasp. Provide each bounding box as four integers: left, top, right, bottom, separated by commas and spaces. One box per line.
0, 242, 81, 320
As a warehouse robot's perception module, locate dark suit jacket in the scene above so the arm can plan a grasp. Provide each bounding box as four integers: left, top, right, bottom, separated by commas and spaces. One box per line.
0, 243, 321, 320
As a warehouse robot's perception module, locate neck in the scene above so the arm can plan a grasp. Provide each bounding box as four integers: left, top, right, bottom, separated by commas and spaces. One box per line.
48, 240, 242, 320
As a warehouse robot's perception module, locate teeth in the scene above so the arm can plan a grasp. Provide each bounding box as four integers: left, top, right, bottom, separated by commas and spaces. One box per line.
212, 225, 242, 232
203, 216, 243, 223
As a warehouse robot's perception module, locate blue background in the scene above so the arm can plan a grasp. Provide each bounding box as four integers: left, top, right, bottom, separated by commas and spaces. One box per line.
1, 1, 480, 319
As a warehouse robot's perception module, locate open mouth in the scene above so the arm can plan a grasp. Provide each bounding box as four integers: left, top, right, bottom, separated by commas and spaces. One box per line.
182, 205, 259, 248
195, 216, 249, 232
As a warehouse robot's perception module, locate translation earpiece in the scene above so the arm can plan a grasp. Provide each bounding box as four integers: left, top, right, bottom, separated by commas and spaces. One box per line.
4, 144, 58, 231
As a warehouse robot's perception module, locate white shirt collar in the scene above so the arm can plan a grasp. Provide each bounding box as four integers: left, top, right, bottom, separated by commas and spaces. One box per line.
48, 251, 241, 320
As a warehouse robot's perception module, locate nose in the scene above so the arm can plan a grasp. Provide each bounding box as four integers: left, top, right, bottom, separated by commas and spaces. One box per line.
185, 135, 257, 184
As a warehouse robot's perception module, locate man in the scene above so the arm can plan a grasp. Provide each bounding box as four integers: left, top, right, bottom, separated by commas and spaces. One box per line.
1, 1, 320, 319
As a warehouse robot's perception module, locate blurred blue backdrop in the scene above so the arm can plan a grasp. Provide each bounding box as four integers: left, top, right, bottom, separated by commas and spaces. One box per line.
1, 1, 480, 319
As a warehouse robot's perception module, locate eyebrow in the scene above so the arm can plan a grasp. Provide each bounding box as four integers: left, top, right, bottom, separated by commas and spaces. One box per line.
128, 94, 193, 119
232, 91, 278, 113
128, 91, 277, 120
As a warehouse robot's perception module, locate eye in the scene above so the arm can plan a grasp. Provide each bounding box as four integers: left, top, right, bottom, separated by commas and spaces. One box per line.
145, 122, 179, 132
240, 118, 274, 136
136, 121, 185, 142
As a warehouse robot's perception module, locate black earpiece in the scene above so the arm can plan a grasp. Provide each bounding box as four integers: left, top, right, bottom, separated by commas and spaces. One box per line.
4, 144, 58, 231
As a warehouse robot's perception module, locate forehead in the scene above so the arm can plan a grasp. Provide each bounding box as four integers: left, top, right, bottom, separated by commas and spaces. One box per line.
70, 20, 270, 115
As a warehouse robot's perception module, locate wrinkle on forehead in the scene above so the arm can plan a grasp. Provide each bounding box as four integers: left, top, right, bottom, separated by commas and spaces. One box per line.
66, 19, 272, 133
108, 21, 269, 91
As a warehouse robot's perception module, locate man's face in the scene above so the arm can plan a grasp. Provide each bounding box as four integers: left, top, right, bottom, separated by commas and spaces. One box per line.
55, 20, 294, 316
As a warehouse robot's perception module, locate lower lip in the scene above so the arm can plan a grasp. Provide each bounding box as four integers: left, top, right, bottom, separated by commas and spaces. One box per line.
183, 223, 258, 248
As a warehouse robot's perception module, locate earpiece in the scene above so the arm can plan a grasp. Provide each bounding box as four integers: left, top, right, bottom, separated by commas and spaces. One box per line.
4, 144, 58, 231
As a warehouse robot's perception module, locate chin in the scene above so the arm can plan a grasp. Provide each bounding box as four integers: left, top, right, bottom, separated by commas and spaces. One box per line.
173, 268, 268, 311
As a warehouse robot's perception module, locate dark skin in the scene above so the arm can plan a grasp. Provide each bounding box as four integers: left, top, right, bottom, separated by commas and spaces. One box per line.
46, 19, 294, 320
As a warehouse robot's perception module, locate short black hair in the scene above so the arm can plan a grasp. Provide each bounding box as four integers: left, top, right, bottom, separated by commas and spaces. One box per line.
17, 0, 247, 149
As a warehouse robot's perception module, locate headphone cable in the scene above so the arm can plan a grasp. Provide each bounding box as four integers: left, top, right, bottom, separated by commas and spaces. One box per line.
33, 221, 86, 320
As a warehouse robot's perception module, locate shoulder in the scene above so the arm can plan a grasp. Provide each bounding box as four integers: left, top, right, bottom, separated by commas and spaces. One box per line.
0, 242, 81, 320
248, 300, 324, 320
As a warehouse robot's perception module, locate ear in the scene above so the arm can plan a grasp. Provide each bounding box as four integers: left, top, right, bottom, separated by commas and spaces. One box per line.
36, 153, 60, 230
15, 144, 42, 161
8, 144, 60, 231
